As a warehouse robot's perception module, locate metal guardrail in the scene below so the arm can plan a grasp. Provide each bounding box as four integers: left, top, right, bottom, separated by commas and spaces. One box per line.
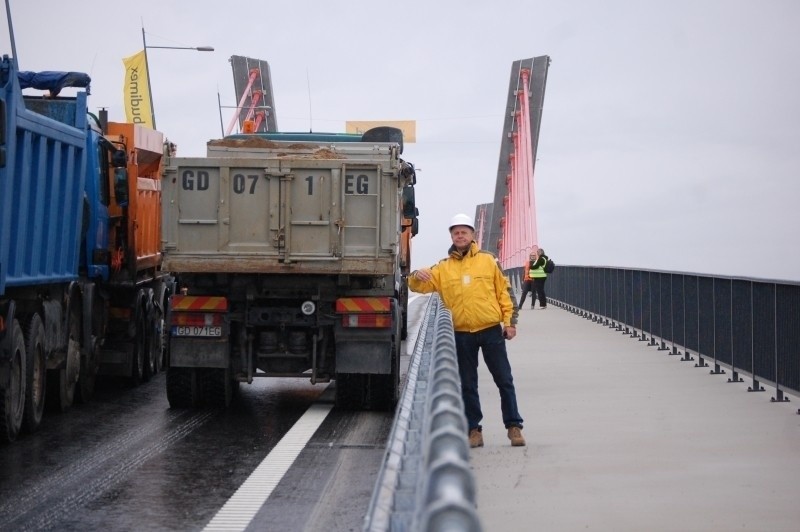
526, 266, 800, 405
364, 294, 482, 532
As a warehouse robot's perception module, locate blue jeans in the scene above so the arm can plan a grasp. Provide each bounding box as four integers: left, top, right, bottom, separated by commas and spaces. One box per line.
455, 324, 524, 431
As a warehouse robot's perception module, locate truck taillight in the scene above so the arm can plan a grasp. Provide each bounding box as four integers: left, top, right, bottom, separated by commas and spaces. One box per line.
341, 313, 392, 328
336, 297, 393, 328
171, 312, 224, 327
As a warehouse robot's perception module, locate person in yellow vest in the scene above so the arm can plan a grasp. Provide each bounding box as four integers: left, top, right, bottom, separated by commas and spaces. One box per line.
408, 213, 526, 448
518, 249, 538, 309
529, 248, 549, 309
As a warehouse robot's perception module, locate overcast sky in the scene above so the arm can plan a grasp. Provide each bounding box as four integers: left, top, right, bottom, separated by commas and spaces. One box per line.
4, 1, 799, 281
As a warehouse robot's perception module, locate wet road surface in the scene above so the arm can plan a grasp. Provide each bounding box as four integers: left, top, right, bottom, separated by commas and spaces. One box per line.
0, 374, 394, 531
0, 296, 428, 531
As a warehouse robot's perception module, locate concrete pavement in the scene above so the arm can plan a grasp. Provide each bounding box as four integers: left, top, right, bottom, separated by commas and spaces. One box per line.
469, 305, 800, 532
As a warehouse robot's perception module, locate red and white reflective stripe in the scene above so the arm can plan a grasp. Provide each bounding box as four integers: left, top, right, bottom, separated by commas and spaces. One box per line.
170, 295, 228, 312
335, 297, 391, 313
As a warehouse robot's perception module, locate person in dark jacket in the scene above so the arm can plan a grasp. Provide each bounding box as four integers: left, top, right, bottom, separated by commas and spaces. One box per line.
518, 250, 538, 309
529, 248, 549, 309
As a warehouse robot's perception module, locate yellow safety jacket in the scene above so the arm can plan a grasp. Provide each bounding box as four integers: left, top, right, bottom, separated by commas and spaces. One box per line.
409, 242, 518, 332
529, 256, 548, 279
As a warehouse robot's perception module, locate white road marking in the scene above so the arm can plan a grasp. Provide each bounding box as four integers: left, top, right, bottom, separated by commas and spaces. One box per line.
203, 401, 333, 531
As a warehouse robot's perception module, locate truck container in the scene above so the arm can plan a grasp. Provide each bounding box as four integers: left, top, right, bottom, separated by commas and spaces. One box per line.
0, 52, 171, 443
162, 129, 418, 410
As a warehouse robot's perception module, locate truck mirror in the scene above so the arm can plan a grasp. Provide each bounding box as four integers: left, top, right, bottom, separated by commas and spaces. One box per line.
114, 167, 129, 207
111, 148, 127, 168
402, 186, 416, 218
399, 160, 416, 185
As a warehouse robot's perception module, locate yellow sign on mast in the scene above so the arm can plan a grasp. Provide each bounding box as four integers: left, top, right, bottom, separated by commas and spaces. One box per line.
346, 120, 416, 143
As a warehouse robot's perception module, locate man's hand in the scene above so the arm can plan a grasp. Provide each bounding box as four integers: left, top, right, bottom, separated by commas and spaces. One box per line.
413, 268, 433, 282
503, 326, 516, 340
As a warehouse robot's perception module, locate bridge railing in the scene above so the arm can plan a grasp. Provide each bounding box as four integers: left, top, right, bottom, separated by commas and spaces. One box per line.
363, 294, 482, 532
514, 266, 800, 403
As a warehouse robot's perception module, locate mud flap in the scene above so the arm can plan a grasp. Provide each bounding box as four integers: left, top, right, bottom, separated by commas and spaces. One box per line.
334, 315, 394, 374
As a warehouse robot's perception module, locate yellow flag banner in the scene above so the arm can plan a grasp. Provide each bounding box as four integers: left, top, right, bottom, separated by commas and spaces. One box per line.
122, 50, 154, 128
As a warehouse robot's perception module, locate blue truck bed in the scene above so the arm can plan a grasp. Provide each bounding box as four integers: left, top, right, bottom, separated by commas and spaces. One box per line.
0, 55, 88, 295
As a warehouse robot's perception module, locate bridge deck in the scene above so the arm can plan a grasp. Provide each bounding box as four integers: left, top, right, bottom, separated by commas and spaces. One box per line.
470, 304, 800, 531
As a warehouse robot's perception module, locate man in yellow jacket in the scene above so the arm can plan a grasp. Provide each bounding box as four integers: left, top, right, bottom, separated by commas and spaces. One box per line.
408, 213, 525, 448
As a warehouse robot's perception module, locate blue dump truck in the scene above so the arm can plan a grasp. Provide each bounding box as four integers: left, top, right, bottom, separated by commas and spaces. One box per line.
0, 54, 172, 442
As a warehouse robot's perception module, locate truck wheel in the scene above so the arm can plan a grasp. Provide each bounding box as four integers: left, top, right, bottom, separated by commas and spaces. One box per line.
1, 319, 26, 443
400, 288, 409, 340
367, 319, 401, 411
78, 337, 99, 404
129, 308, 146, 385
335, 373, 366, 410
24, 313, 47, 432
367, 371, 398, 412
153, 297, 166, 375
155, 281, 171, 371
203, 368, 234, 407
48, 300, 81, 412
142, 288, 158, 379
166, 367, 200, 408
80, 285, 103, 403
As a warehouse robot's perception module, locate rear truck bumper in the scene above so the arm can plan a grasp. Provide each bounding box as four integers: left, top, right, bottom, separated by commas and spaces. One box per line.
170, 337, 229, 368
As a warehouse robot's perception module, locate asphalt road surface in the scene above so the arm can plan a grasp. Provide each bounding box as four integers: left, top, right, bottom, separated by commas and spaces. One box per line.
0, 295, 431, 531
0, 367, 393, 531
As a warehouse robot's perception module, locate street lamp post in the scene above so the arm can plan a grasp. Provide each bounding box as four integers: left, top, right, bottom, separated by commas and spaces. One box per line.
141, 27, 214, 129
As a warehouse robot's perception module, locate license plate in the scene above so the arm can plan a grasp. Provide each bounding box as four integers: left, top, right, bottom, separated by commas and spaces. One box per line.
172, 325, 222, 337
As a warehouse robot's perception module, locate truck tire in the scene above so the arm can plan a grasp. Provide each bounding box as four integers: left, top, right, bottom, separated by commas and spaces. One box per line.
167, 367, 201, 408
47, 299, 81, 412
159, 277, 175, 371
153, 282, 169, 373
367, 346, 400, 411
202, 368, 236, 407
335, 373, 367, 410
142, 288, 158, 380
129, 304, 146, 385
368, 302, 402, 411
367, 370, 399, 412
400, 286, 409, 341
79, 283, 102, 404
23, 313, 46, 432
1, 319, 26, 443
77, 336, 98, 404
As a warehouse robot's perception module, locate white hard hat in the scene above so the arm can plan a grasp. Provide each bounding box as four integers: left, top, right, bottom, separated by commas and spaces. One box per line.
449, 213, 475, 231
